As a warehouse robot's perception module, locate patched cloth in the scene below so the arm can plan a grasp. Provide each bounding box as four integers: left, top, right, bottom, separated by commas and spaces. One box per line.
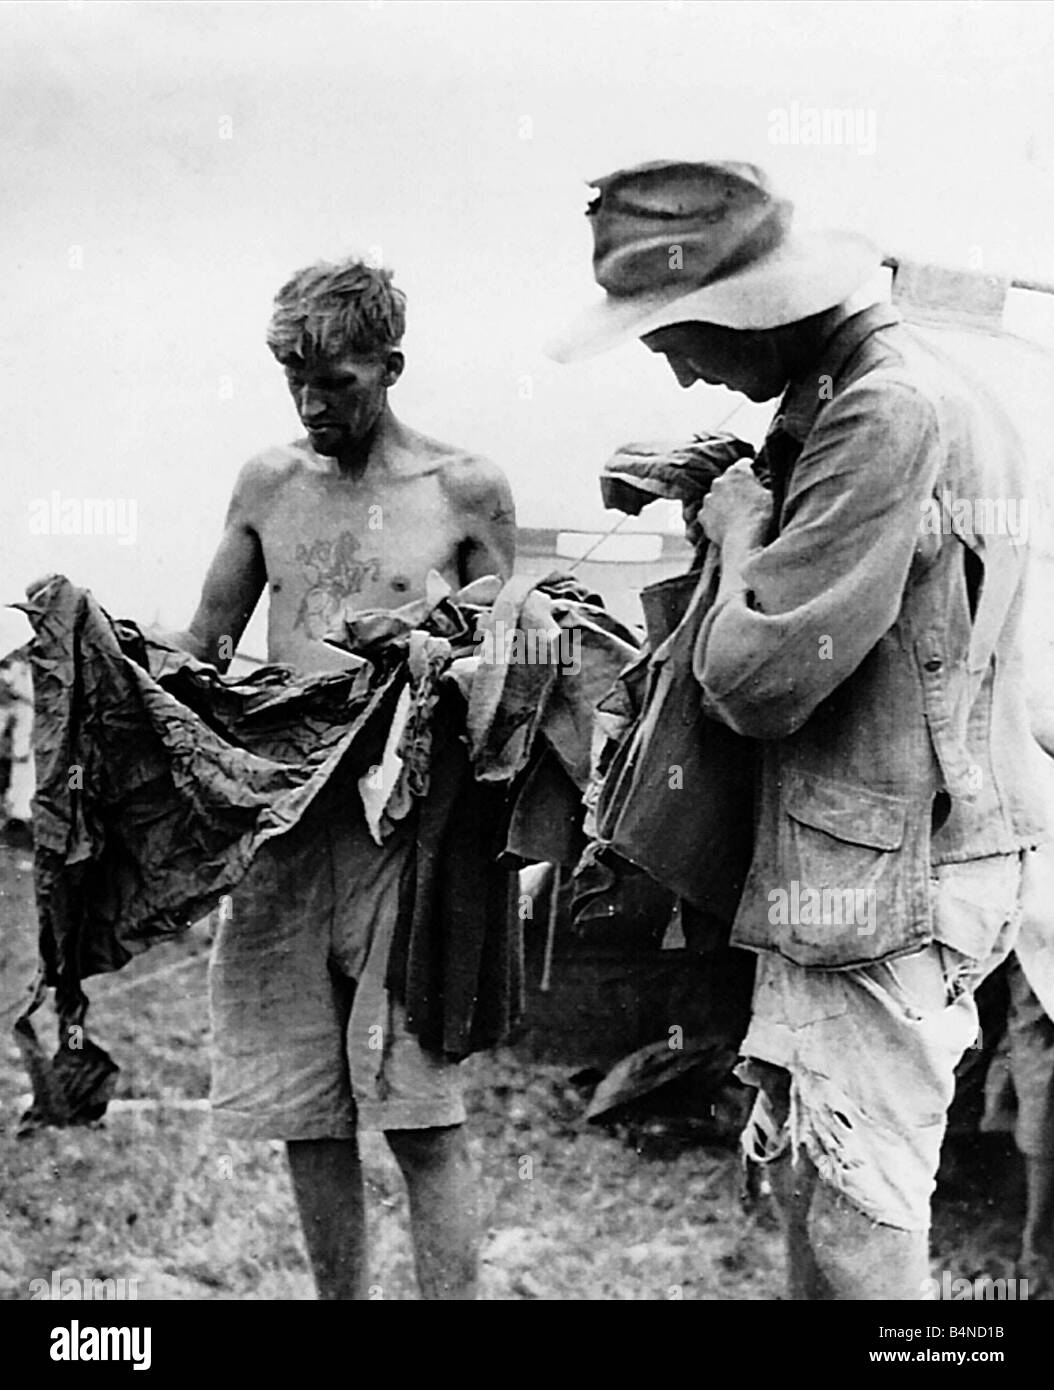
737, 852, 1029, 1231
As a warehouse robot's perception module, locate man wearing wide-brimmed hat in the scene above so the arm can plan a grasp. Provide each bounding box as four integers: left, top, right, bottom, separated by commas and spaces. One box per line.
550, 160, 1050, 1299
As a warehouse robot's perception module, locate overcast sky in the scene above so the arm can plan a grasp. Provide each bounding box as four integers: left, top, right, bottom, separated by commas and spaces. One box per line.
4, 0, 1054, 646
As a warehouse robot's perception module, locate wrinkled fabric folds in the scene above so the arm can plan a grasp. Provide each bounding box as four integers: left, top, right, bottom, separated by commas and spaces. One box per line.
15, 571, 634, 1126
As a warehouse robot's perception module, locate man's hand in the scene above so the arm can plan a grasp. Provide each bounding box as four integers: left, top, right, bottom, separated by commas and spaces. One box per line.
700, 459, 772, 547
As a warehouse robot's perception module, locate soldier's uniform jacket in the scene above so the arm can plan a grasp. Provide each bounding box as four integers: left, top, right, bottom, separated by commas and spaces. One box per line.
694, 304, 1049, 969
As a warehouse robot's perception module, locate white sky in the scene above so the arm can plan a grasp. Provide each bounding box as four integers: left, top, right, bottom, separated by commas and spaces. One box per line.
3, 0, 1054, 642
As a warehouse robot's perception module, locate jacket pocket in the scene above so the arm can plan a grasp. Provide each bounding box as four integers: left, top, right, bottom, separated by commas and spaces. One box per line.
772, 770, 931, 969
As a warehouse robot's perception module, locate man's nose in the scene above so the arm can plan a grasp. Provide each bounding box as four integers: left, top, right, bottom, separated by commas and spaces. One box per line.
298, 388, 328, 421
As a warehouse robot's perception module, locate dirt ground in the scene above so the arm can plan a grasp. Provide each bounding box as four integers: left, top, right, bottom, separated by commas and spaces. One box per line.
0, 841, 1030, 1300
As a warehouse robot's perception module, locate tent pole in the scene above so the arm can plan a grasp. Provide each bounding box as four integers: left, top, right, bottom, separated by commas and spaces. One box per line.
882, 256, 1054, 297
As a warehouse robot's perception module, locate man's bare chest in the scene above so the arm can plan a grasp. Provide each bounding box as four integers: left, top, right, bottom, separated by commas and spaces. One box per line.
257, 469, 464, 640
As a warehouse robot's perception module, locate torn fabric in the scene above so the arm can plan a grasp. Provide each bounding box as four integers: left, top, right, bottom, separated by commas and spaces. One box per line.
15, 571, 634, 1126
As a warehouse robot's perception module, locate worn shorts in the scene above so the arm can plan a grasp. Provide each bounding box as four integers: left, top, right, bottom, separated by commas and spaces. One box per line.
737, 851, 1028, 1232
208, 792, 465, 1139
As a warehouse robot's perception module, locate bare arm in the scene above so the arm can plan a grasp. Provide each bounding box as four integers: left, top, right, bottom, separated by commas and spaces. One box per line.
448, 455, 517, 585
163, 461, 268, 671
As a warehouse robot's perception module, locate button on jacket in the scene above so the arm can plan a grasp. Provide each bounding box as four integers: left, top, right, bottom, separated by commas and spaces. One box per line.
694, 305, 1049, 969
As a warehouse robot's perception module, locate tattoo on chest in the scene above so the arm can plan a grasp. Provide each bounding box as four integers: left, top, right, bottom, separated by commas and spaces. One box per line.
293, 531, 382, 638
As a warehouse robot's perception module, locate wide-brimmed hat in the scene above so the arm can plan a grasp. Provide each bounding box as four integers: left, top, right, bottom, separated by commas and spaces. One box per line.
546, 160, 881, 363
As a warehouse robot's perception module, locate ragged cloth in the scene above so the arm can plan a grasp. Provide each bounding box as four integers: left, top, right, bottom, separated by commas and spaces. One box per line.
14, 570, 636, 1130
600, 432, 756, 555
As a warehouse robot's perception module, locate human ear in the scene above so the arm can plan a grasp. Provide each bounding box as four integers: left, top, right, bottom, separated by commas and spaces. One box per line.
384, 351, 405, 387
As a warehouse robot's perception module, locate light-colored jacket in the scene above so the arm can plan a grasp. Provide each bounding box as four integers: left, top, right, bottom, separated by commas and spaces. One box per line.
695, 305, 1049, 969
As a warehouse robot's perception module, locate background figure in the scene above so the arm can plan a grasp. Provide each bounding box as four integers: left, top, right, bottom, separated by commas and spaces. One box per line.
0, 651, 34, 846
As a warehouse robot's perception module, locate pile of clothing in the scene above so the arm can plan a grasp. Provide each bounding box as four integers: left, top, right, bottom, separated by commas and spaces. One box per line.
13, 571, 637, 1131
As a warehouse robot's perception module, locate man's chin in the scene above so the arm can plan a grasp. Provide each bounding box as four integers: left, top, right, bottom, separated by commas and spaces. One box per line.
744, 384, 781, 404
307, 430, 344, 456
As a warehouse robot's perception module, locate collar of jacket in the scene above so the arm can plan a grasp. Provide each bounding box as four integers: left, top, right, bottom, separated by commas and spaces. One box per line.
774, 302, 903, 443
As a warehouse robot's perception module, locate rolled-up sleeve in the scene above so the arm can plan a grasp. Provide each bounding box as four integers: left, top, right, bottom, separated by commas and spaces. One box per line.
694, 376, 943, 739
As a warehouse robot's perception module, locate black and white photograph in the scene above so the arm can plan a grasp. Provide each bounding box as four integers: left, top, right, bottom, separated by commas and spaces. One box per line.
2, 0, 1054, 1342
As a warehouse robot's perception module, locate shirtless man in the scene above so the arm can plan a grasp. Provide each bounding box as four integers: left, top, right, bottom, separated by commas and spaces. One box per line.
170, 257, 515, 1300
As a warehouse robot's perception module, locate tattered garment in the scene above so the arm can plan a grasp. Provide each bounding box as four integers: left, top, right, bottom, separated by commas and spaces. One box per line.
14, 571, 635, 1129
14, 576, 406, 1131
599, 433, 756, 516
467, 571, 638, 790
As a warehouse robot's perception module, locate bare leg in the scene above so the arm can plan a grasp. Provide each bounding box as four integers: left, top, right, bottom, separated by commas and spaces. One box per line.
808, 1176, 929, 1300
1021, 1156, 1054, 1278
385, 1125, 478, 1300
767, 1151, 832, 1300
1006, 957, 1054, 1285
745, 1063, 831, 1300
286, 1137, 368, 1300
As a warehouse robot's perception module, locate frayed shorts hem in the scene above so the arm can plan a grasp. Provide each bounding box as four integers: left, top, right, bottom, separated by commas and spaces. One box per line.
355, 1097, 467, 1132
209, 1106, 356, 1143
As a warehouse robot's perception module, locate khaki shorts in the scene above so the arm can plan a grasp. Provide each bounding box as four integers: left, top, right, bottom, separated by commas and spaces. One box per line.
737, 852, 1028, 1231
208, 792, 465, 1139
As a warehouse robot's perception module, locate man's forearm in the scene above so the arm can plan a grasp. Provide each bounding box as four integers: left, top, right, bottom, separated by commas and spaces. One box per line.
151, 625, 209, 658
149, 624, 235, 671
